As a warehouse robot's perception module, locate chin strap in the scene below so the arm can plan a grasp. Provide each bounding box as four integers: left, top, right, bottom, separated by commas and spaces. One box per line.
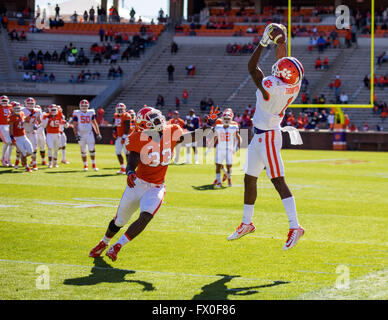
280, 126, 303, 145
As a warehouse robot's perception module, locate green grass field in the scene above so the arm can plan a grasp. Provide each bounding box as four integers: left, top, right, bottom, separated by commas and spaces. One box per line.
0, 142, 387, 300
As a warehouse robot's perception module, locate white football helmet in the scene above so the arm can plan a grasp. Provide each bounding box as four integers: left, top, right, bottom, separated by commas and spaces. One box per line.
115, 103, 126, 115
24, 97, 36, 109
49, 104, 58, 115
79, 99, 89, 112
1, 95, 9, 107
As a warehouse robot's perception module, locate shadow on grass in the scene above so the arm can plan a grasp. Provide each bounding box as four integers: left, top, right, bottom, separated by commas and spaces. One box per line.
63, 257, 155, 291
0, 169, 16, 174
192, 184, 226, 191
45, 170, 83, 174
86, 174, 122, 177
192, 274, 289, 300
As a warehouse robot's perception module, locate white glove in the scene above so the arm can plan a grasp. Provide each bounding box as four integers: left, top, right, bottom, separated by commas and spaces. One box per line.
281, 126, 303, 145
260, 24, 275, 47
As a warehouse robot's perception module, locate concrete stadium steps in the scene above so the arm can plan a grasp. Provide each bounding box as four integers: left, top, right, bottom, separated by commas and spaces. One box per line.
0, 36, 12, 80
342, 107, 387, 131
6, 37, 149, 81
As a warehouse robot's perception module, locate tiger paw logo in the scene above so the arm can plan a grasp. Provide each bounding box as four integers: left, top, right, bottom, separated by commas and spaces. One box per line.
280, 68, 292, 80
264, 79, 273, 88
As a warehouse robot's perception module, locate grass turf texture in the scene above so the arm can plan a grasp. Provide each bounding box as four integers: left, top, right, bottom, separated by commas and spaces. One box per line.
0, 142, 387, 300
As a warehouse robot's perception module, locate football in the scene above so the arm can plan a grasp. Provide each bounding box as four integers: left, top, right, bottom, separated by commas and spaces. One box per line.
269, 24, 286, 44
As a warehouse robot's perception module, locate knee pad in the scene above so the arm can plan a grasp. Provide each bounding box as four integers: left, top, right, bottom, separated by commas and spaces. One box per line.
89, 150, 96, 157
108, 219, 121, 233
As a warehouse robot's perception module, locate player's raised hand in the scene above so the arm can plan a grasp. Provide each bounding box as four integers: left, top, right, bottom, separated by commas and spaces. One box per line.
207, 106, 220, 125
260, 24, 275, 47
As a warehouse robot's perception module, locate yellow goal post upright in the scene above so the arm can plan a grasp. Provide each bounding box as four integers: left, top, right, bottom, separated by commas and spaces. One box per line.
286, 0, 374, 113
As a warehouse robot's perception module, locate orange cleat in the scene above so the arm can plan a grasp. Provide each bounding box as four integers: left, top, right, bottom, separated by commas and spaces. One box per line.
106, 243, 122, 262
89, 240, 108, 258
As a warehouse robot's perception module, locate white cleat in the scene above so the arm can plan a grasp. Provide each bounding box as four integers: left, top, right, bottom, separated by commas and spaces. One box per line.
283, 226, 305, 250
84, 166, 89, 171
227, 222, 256, 240
61, 160, 70, 164
214, 181, 222, 188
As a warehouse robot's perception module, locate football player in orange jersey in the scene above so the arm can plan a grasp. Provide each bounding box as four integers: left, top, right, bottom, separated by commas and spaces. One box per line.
89, 106, 219, 261
113, 103, 131, 174
42, 104, 63, 168
0, 95, 14, 167
8, 102, 34, 172
168, 110, 185, 163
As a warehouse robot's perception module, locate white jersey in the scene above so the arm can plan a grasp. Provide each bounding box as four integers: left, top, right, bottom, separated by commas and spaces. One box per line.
21, 107, 42, 133
36, 110, 45, 135
214, 124, 239, 151
252, 75, 300, 130
72, 109, 95, 134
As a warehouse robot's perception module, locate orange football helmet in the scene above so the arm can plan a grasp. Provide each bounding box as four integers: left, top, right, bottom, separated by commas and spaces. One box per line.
272, 57, 304, 85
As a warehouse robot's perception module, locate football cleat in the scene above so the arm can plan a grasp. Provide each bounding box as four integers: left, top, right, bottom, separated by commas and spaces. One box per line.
283, 226, 305, 250
213, 179, 218, 185
214, 181, 222, 189
227, 222, 256, 240
32, 164, 38, 171
41, 160, 47, 165
227, 178, 232, 187
84, 165, 89, 171
106, 243, 122, 262
89, 240, 108, 258
61, 160, 70, 164
1, 158, 7, 167
25, 166, 32, 172
92, 164, 99, 171
48, 163, 53, 169
117, 169, 126, 175
222, 173, 227, 182
53, 161, 58, 168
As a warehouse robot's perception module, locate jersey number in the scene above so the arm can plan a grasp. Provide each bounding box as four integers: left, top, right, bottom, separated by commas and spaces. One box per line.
80, 116, 91, 123
147, 147, 172, 167
279, 97, 293, 117
50, 119, 60, 127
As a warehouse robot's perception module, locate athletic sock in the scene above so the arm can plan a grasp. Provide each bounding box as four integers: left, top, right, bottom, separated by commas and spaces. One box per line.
116, 233, 131, 247
216, 173, 221, 182
242, 204, 255, 224
83, 161, 88, 167
61, 149, 66, 160
282, 196, 299, 229
120, 163, 125, 170
102, 235, 112, 245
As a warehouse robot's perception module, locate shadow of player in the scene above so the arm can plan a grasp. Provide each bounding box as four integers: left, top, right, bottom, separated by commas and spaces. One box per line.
63, 257, 155, 291
192, 184, 226, 191
192, 274, 288, 300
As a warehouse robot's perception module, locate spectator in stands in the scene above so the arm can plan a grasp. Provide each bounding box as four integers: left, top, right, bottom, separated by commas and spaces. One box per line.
83, 10, 88, 22
19, 31, 26, 41
31, 72, 37, 82
129, 7, 136, 24
200, 98, 207, 111
301, 92, 309, 104
328, 111, 335, 131
8, 29, 19, 41
96, 108, 105, 124
49, 73, 55, 82
167, 63, 175, 82
44, 51, 52, 62
318, 94, 326, 104
317, 36, 327, 53
175, 97, 180, 109
182, 89, 189, 104
58, 48, 67, 63
23, 72, 31, 81
99, 28, 104, 42
156, 95, 165, 107
186, 65, 196, 77
89, 7, 95, 22
93, 52, 102, 64
349, 123, 358, 132
115, 66, 123, 77
323, 56, 329, 70
67, 53, 76, 65
71, 11, 79, 23
377, 49, 388, 66
345, 30, 352, 48
107, 66, 115, 79
344, 114, 350, 130
334, 75, 342, 102
362, 122, 370, 132
1, 14, 8, 29
340, 92, 349, 104
241, 110, 252, 129
315, 57, 322, 70
171, 41, 178, 55
36, 61, 44, 72
301, 77, 309, 92
54, 4, 60, 19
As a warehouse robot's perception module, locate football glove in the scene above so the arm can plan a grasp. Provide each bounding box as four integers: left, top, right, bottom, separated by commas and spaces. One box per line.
75, 134, 81, 142
260, 24, 275, 47
206, 106, 220, 126
96, 134, 102, 141
126, 170, 137, 188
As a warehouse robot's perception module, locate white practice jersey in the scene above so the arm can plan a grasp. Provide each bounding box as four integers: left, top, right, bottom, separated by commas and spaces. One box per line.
252, 75, 300, 130
214, 124, 239, 151
21, 107, 42, 133
73, 109, 95, 134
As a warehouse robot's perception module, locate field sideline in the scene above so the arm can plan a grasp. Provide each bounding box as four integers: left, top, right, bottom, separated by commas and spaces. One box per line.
0, 142, 387, 300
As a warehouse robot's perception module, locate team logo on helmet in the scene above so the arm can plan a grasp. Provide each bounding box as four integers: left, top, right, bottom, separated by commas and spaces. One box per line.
49, 104, 58, 115
25, 97, 36, 109
0, 95, 9, 106
12, 101, 22, 114
79, 99, 89, 112
115, 103, 126, 115
135, 107, 165, 132
272, 57, 304, 85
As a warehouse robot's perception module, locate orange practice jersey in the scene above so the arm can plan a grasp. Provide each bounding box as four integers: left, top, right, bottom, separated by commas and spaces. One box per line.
168, 117, 185, 128
125, 124, 184, 184
114, 112, 131, 137
0, 105, 12, 125
215, 118, 239, 126
43, 113, 63, 134
8, 112, 26, 137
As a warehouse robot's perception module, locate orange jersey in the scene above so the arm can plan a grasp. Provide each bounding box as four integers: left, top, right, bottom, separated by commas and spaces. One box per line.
215, 118, 239, 126
114, 112, 131, 137
8, 112, 26, 137
168, 117, 185, 128
125, 124, 184, 184
0, 105, 12, 125
43, 113, 63, 134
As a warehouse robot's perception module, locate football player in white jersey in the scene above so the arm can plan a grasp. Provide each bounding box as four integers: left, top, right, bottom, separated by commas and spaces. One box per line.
227, 23, 305, 250
213, 109, 241, 188
22, 97, 41, 170
57, 105, 70, 164
35, 105, 47, 165
72, 99, 102, 171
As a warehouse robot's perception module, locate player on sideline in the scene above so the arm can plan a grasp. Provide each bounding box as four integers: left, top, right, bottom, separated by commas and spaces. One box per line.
35, 105, 47, 165
72, 99, 102, 171
8, 102, 33, 172
22, 97, 42, 170
42, 104, 63, 168
0, 95, 13, 166
89, 106, 218, 261
213, 109, 241, 188
168, 110, 185, 163
227, 23, 305, 250
113, 103, 131, 175
184, 109, 200, 164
